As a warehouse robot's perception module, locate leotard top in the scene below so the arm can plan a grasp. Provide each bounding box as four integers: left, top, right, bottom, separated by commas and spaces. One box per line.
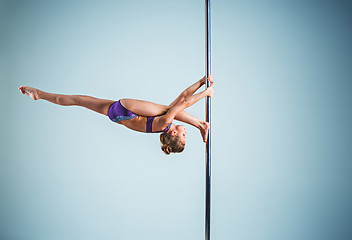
146, 116, 171, 133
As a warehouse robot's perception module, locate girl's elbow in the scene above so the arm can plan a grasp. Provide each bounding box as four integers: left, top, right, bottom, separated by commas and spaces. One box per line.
182, 99, 191, 108
178, 92, 187, 102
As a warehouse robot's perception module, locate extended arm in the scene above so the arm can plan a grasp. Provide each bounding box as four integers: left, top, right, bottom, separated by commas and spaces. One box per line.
169, 75, 213, 108
161, 86, 214, 125
174, 110, 210, 142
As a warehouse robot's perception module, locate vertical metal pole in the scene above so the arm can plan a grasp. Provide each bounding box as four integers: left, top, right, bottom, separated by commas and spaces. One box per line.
205, 0, 211, 240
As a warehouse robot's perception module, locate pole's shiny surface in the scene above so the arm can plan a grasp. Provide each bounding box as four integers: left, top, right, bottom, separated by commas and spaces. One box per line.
205, 0, 211, 240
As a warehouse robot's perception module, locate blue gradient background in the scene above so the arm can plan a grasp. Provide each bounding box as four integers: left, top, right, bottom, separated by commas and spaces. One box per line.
1, 0, 351, 240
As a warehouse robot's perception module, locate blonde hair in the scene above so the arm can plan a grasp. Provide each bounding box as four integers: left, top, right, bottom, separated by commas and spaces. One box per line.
160, 132, 185, 155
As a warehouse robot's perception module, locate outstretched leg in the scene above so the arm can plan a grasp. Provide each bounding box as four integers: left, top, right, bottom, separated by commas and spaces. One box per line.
19, 86, 115, 116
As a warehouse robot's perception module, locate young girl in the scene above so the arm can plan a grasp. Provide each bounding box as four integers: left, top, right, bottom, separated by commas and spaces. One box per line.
19, 75, 214, 154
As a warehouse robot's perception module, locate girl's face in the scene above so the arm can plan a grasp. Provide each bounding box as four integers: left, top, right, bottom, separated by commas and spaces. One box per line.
173, 125, 187, 144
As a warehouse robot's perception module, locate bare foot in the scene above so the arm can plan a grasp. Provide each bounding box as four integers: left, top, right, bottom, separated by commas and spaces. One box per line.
199, 121, 210, 142
207, 86, 214, 98
18, 86, 40, 100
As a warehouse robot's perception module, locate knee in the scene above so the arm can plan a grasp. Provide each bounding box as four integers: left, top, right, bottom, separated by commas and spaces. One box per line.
57, 95, 76, 105
180, 92, 187, 101
56, 96, 66, 105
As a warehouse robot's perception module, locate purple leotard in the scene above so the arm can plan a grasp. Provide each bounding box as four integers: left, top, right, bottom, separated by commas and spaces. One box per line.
108, 100, 137, 123
146, 116, 171, 133
108, 100, 171, 133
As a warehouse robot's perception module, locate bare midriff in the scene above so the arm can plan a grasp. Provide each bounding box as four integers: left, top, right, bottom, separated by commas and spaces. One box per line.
118, 115, 147, 133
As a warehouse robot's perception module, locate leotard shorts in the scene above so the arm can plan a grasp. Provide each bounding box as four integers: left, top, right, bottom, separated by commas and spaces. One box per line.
108, 100, 137, 123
